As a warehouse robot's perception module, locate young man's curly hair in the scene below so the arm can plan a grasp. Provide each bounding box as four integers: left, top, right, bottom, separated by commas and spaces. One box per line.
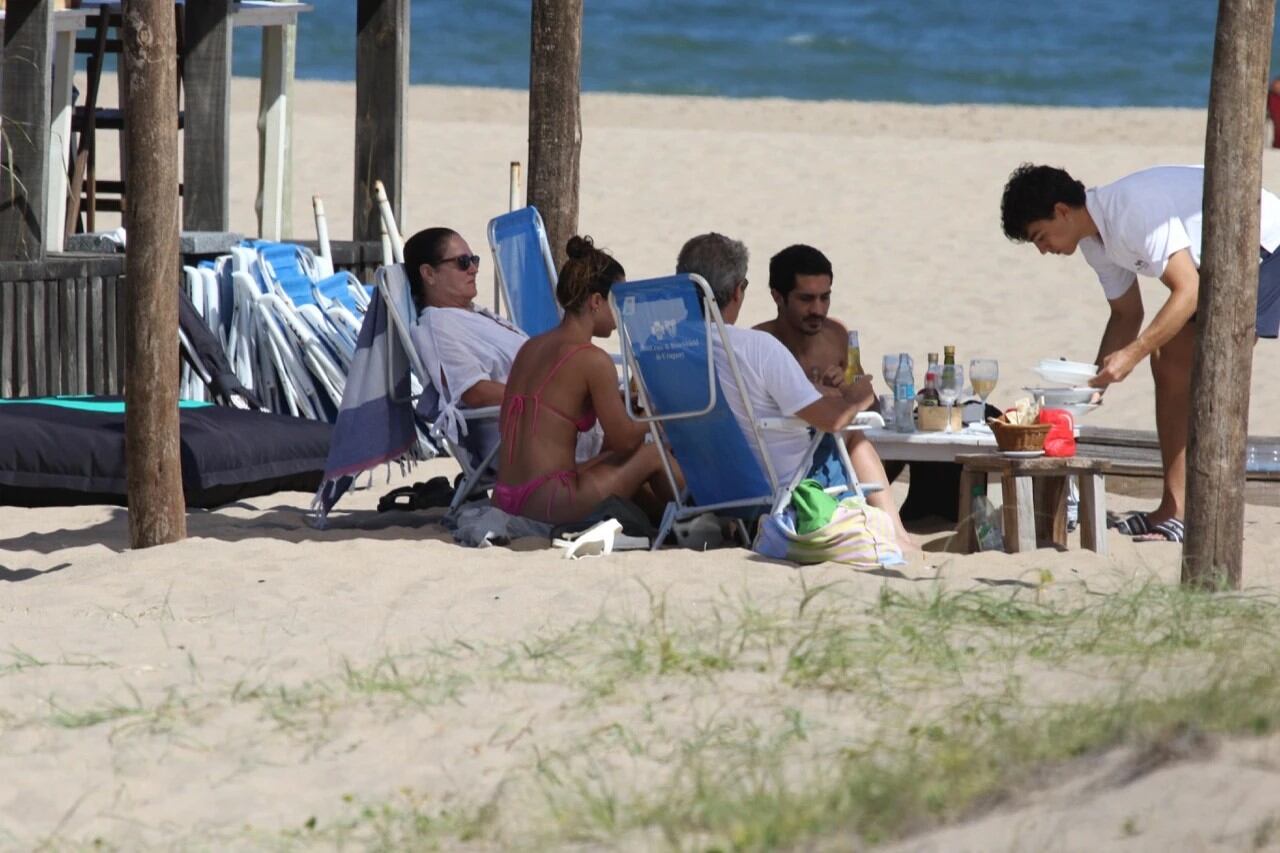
1000, 164, 1087, 242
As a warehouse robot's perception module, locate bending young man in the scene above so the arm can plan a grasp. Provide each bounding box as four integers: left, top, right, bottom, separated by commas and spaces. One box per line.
1000, 164, 1280, 542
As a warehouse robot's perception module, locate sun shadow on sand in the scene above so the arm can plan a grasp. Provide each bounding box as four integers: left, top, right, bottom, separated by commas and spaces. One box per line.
0, 505, 458, 555
745, 553, 945, 582
0, 562, 71, 583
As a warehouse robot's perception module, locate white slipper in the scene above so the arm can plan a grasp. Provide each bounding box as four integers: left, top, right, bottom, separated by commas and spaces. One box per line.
552, 519, 650, 559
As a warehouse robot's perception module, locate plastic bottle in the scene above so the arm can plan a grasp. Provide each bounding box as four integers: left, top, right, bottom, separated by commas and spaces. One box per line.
971, 486, 1004, 551
893, 353, 916, 433
843, 330, 865, 385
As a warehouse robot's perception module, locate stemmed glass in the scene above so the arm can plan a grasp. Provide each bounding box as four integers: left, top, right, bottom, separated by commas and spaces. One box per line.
938, 364, 965, 433
880, 353, 900, 426
969, 358, 999, 407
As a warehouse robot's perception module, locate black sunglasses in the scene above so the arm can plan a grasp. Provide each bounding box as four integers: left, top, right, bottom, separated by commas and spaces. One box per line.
435, 254, 481, 271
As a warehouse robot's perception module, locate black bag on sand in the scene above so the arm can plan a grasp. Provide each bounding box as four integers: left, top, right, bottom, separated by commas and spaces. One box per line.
377, 476, 455, 512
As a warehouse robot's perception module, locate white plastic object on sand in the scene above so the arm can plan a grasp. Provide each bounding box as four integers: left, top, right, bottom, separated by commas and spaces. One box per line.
552, 519, 650, 559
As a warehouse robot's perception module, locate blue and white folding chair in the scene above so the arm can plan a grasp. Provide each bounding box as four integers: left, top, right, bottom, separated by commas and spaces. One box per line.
488, 206, 561, 336
377, 265, 503, 511
610, 274, 883, 552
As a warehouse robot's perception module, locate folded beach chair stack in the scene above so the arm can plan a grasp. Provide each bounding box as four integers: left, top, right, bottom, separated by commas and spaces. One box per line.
610, 274, 887, 559
179, 240, 373, 422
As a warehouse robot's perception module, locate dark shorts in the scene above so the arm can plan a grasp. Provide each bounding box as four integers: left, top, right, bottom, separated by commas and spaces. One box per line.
1258, 247, 1280, 338
1186, 248, 1280, 337
805, 433, 854, 496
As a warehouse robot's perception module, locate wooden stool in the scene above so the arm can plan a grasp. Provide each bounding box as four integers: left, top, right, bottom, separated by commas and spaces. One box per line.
953, 454, 1111, 555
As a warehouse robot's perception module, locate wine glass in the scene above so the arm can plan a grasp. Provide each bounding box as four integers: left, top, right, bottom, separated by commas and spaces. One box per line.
938, 364, 964, 433
881, 353, 900, 395
970, 358, 999, 407
880, 353, 900, 426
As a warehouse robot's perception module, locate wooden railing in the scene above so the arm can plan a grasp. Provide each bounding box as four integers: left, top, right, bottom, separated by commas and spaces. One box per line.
0, 253, 127, 398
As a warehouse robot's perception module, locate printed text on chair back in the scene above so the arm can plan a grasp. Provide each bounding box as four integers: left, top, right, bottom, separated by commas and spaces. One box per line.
488, 207, 561, 336
613, 276, 772, 507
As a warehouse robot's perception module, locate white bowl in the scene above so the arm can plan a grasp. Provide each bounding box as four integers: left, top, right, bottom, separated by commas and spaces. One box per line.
1035, 358, 1098, 385
1057, 402, 1101, 418
1024, 386, 1100, 406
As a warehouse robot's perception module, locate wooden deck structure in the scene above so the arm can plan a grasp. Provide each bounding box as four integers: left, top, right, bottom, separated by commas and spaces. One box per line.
1078, 427, 1280, 481
0, 0, 407, 397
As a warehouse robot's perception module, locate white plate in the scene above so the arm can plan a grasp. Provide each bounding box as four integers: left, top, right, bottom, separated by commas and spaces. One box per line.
1038, 357, 1098, 374
1000, 450, 1045, 458
1035, 365, 1098, 386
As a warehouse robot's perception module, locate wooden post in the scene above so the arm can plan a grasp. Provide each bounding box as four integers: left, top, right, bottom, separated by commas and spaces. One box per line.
1183, 0, 1276, 589
0, 0, 53, 261
257, 0, 296, 240
182, 0, 232, 231
353, 0, 407, 242
122, 0, 186, 547
527, 0, 582, 271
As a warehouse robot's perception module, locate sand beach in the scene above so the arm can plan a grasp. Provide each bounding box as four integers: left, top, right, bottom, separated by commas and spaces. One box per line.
5, 80, 1280, 849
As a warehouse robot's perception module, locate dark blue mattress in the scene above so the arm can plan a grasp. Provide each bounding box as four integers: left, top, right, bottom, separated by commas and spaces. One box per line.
0, 397, 332, 508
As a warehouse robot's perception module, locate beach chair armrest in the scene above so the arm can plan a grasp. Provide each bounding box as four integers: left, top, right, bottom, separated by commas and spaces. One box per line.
461, 405, 501, 421
756, 411, 883, 433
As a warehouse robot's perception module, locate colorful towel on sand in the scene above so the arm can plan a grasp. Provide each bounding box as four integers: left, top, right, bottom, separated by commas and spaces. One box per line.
310, 285, 423, 526
753, 496, 905, 568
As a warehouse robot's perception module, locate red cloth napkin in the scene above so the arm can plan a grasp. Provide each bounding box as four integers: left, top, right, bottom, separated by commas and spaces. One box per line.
1037, 408, 1076, 457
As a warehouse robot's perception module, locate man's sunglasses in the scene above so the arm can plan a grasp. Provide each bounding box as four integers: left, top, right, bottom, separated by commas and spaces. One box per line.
435, 254, 481, 271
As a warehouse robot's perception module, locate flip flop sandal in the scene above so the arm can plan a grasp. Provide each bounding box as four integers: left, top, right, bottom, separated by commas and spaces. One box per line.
1135, 518, 1185, 543
1109, 512, 1152, 536
377, 485, 421, 512
377, 476, 455, 512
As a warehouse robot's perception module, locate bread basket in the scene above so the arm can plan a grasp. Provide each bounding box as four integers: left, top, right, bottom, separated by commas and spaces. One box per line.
988, 415, 1051, 452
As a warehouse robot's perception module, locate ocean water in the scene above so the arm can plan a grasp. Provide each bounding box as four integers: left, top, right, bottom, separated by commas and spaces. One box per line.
232, 0, 1280, 108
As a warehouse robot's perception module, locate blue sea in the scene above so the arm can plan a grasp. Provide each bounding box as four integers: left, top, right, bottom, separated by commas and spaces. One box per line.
232, 1, 1280, 108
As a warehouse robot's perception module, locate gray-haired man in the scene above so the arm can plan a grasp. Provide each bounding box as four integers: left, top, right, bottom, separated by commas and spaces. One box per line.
676, 233, 914, 551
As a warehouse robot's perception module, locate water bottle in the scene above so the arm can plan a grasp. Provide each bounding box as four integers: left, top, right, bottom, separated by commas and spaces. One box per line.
1066, 476, 1079, 532
893, 353, 915, 433
972, 486, 1004, 551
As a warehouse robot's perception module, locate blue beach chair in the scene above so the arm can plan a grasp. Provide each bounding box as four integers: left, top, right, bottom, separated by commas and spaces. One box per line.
610, 274, 883, 551
488, 206, 561, 336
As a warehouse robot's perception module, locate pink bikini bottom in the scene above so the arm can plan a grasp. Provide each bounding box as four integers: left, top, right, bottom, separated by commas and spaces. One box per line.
492, 470, 577, 518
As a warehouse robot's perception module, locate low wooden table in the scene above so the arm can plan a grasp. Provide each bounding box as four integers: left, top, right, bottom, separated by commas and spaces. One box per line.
954, 454, 1111, 555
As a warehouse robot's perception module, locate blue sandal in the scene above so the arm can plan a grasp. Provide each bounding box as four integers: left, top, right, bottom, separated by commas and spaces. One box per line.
1135, 518, 1185, 543
1109, 512, 1152, 536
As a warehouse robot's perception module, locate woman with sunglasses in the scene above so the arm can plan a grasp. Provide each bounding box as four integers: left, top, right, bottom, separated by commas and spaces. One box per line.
494, 236, 674, 524
404, 227, 527, 412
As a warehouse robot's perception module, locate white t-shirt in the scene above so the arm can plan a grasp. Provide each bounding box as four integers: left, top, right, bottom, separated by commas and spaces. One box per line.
413, 305, 527, 401
712, 325, 822, 485
1080, 165, 1280, 300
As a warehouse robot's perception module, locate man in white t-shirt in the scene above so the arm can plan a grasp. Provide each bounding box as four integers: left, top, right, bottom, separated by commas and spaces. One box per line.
1000, 164, 1280, 542
675, 233, 914, 551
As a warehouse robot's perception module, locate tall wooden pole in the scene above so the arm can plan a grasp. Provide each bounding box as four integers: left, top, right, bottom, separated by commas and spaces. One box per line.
1183, 0, 1276, 589
182, 0, 232, 231
527, 0, 582, 271
122, 0, 186, 547
0, 0, 52, 261
353, 0, 407, 243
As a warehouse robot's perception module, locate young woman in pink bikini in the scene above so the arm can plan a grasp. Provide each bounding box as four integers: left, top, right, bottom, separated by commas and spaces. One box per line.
494, 236, 673, 524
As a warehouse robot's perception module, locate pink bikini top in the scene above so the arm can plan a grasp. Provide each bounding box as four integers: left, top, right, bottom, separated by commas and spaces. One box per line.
501, 344, 598, 462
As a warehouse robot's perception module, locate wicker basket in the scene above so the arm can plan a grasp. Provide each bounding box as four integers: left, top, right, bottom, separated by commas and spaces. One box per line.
988, 416, 1051, 452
